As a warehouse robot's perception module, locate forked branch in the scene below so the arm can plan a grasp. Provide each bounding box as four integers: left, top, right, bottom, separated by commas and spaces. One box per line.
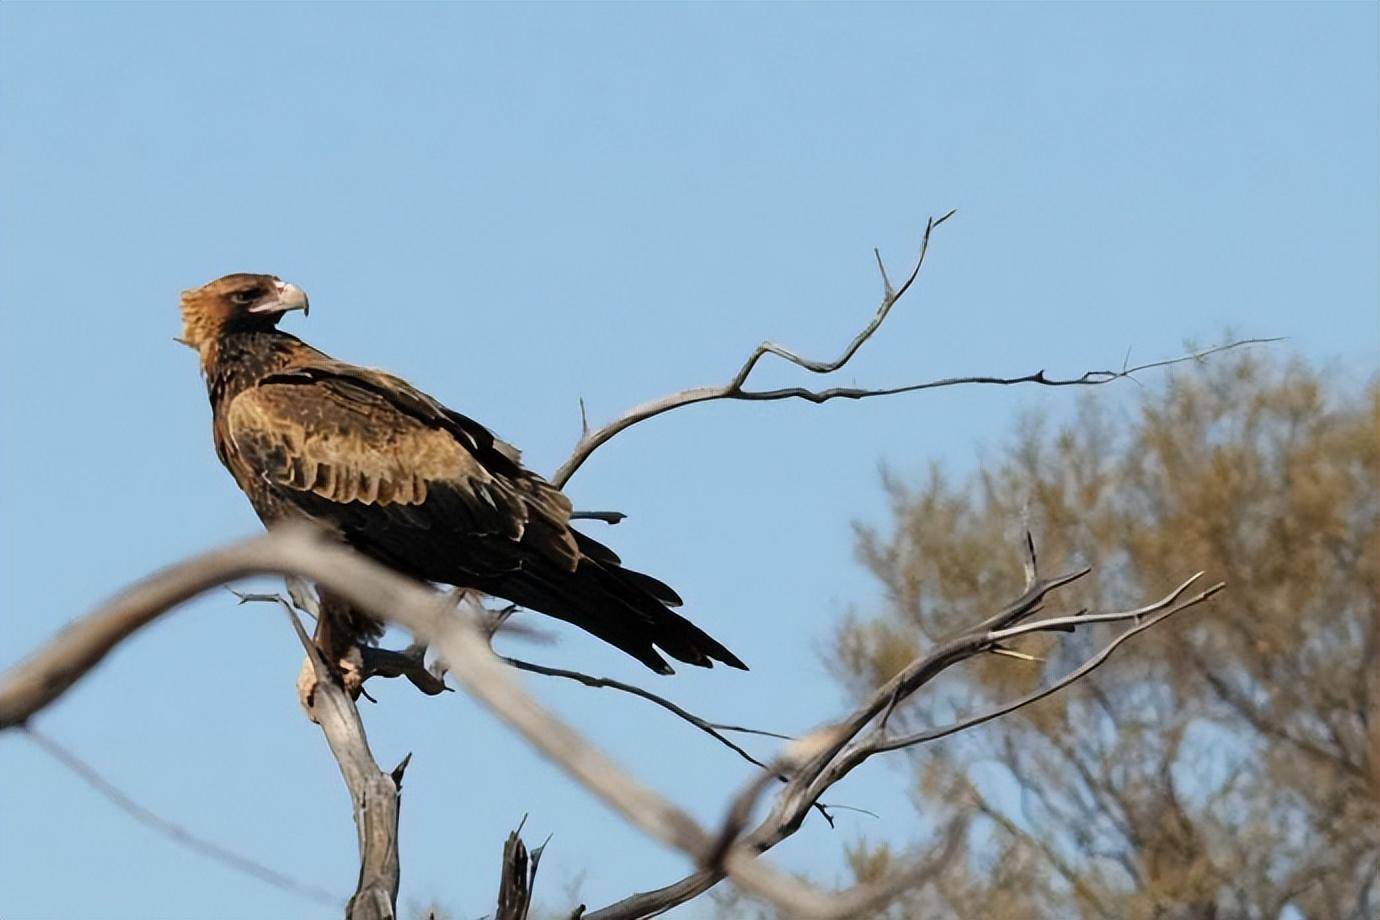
552, 209, 1274, 488
551, 211, 956, 488
580, 535, 1223, 919
0, 525, 1221, 919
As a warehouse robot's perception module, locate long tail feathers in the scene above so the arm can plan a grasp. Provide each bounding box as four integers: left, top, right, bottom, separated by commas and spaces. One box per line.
480, 544, 745, 675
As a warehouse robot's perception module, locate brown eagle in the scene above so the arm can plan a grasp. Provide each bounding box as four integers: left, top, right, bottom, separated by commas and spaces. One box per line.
180, 272, 745, 689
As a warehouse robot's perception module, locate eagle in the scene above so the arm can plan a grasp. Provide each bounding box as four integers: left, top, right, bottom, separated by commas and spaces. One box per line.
180, 273, 745, 700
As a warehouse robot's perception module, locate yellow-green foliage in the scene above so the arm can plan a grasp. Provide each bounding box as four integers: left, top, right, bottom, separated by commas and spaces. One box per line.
833, 353, 1377, 919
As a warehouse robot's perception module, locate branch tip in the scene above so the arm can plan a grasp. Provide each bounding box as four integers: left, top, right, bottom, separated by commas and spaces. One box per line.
873, 247, 894, 297
391, 752, 413, 786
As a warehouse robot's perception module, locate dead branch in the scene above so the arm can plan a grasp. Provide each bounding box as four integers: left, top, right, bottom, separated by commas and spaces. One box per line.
500, 655, 786, 773
579, 541, 1223, 919
551, 211, 954, 487
283, 596, 410, 920
496, 817, 548, 920
22, 726, 339, 908
359, 645, 450, 697
569, 510, 628, 525
0, 524, 1221, 919
0, 529, 828, 915
550, 209, 1275, 488
234, 589, 452, 697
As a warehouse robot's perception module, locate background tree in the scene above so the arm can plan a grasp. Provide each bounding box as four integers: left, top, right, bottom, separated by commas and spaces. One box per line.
822, 355, 1374, 920
834, 352, 1378, 919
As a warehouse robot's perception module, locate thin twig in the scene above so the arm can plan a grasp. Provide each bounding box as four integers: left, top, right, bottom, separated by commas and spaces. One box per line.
872, 582, 1225, 752
502, 657, 786, 771
23, 726, 339, 908
569, 511, 628, 525
500, 656, 837, 824
812, 816, 968, 919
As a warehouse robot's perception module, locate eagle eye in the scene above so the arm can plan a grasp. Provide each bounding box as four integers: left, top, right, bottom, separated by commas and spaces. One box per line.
230, 290, 259, 306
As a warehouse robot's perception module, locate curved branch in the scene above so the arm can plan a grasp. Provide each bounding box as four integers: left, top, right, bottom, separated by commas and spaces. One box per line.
872, 580, 1225, 753
23, 726, 339, 908
0, 522, 1225, 920
550, 200, 1274, 489
501, 656, 789, 772
0, 528, 848, 918
580, 549, 1224, 920
551, 211, 955, 488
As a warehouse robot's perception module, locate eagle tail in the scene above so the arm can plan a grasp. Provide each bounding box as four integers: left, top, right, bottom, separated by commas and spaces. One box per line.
480, 552, 747, 675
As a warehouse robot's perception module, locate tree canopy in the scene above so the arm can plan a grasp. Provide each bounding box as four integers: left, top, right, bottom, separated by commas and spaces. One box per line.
835, 353, 1378, 919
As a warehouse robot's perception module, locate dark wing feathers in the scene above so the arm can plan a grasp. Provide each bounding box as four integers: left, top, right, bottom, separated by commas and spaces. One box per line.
225, 355, 741, 672
480, 555, 744, 674
226, 381, 540, 542
573, 531, 685, 607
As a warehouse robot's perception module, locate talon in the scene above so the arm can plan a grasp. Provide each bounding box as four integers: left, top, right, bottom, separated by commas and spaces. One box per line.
339, 646, 365, 698
295, 646, 367, 722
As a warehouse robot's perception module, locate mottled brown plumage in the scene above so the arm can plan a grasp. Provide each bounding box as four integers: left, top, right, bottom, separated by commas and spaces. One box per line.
181, 272, 745, 674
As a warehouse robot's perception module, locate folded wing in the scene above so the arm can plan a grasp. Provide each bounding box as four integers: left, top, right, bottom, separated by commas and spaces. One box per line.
224, 360, 744, 673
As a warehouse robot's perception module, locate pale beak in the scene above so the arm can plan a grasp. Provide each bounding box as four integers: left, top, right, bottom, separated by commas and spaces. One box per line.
250, 281, 310, 316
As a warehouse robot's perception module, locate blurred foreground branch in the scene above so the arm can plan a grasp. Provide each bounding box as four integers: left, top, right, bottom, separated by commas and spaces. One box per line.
0, 524, 1221, 919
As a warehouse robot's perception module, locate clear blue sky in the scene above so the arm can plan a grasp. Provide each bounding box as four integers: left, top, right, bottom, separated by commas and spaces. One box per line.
2, 4, 1375, 918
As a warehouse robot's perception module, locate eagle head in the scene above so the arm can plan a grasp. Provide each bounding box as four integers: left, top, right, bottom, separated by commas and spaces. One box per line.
179, 273, 310, 351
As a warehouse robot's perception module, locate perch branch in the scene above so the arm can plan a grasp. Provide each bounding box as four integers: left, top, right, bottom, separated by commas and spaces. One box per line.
282, 597, 409, 920
234, 589, 452, 697
569, 510, 628, 525
7, 526, 1164, 920
0, 529, 863, 917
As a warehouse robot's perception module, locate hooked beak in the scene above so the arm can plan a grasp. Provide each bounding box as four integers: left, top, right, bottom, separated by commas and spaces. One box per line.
250, 280, 310, 317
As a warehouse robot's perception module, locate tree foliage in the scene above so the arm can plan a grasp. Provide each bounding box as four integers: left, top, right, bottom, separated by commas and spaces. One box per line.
834, 353, 1378, 919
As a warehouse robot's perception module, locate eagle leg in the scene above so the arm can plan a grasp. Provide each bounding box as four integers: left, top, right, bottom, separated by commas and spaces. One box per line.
295, 590, 370, 722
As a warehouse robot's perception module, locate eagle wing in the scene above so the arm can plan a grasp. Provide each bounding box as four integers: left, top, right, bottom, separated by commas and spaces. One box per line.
222, 355, 743, 674
224, 359, 579, 571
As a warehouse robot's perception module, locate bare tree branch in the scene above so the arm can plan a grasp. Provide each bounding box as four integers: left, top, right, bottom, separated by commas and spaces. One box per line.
500, 656, 788, 771
496, 816, 548, 920
496, 652, 848, 827
22, 726, 339, 908
550, 207, 1275, 488
568, 511, 628, 525
1, 526, 1208, 920
806, 816, 969, 920
282, 596, 409, 920
0, 530, 816, 915
552, 211, 955, 487
872, 579, 1225, 752
359, 645, 450, 697
581, 541, 1223, 919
